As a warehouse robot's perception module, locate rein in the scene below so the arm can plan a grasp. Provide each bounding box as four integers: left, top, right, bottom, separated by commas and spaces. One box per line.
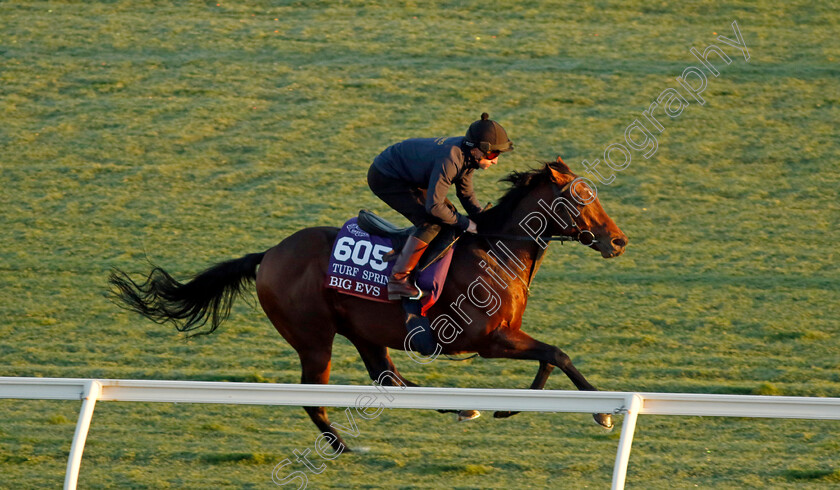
476, 233, 589, 243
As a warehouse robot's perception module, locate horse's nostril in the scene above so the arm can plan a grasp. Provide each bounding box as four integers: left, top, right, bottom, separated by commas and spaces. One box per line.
612, 237, 627, 248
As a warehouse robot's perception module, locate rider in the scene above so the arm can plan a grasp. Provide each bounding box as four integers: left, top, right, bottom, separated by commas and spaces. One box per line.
367, 113, 514, 300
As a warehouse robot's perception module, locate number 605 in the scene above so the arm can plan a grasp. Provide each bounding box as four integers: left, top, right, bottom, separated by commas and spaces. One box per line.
333, 237, 391, 271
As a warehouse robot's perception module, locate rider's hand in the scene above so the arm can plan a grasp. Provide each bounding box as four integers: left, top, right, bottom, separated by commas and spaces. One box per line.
466, 220, 478, 234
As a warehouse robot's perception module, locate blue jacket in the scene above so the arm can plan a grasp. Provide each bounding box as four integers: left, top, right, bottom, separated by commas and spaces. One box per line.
372, 136, 482, 230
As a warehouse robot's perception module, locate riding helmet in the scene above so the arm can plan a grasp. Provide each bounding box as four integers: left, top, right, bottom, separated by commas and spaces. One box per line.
464, 113, 514, 155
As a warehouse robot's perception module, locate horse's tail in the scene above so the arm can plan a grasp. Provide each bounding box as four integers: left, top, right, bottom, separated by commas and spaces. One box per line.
108, 252, 266, 337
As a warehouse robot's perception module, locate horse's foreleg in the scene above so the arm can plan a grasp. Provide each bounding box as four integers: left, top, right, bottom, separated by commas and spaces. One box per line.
481, 329, 596, 390
350, 338, 474, 421
350, 337, 417, 387
479, 329, 613, 429
493, 361, 555, 419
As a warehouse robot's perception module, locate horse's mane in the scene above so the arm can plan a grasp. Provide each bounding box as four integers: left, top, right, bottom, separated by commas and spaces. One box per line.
474, 159, 573, 232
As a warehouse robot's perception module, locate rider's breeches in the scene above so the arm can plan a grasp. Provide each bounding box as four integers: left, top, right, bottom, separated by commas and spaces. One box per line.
367, 165, 448, 244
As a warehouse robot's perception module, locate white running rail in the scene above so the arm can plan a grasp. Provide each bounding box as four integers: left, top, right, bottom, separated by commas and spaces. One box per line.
2, 377, 839, 489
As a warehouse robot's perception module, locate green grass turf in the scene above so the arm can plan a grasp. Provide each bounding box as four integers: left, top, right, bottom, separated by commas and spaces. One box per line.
1, 0, 839, 488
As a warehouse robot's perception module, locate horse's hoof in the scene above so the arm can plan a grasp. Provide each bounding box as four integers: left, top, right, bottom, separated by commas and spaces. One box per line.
457, 410, 481, 422
593, 412, 614, 431
493, 410, 520, 419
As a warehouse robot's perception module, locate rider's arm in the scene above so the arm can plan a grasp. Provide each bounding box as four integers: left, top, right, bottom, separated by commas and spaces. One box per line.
455, 171, 483, 218
426, 154, 470, 231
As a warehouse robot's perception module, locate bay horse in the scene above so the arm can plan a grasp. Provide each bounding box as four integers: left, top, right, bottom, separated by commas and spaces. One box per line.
108, 157, 628, 453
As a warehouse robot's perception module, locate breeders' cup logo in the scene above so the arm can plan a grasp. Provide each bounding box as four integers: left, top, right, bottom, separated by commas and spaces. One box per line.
346, 223, 368, 238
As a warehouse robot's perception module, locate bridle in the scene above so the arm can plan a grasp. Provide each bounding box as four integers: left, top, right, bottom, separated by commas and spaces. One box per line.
477, 179, 596, 247
551, 179, 597, 246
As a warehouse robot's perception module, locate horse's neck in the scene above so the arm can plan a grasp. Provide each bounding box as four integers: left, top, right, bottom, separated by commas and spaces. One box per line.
478, 184, 554, 285
494, 182, 554, 237
451, 181, 557, 289
463, 232, 546, 292
481, 238, 543, 286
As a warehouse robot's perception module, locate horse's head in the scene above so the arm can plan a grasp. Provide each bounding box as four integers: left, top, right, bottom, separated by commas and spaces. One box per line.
475, 157, 628, 258
542, 157, 628, 258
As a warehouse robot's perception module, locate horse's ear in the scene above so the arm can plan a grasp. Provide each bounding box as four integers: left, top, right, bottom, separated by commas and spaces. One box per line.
553, 155, 572, 173
547, 158, 574, 184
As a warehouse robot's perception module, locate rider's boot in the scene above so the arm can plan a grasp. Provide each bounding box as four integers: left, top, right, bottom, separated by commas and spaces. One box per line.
387, 236, 428, 300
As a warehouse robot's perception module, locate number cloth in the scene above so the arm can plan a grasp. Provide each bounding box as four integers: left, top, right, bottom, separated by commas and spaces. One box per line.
325, 217, 454, 313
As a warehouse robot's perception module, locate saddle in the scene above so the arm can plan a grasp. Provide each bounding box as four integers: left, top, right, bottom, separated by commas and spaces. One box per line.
357, 209, 461, 272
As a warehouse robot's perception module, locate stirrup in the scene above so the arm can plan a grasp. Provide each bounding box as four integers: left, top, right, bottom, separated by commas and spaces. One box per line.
407, 280, 423, 300
388, 279, 424, 301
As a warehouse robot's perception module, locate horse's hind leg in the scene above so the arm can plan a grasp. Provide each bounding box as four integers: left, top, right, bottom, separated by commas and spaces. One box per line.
298, 348, 353, 453
494, 361, 555, 419
259, 301, 349, 451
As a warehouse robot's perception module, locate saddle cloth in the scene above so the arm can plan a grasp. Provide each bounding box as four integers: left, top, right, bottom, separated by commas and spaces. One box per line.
325, 217, 454, 314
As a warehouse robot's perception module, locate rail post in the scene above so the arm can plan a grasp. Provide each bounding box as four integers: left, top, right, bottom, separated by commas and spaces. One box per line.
64, 379, 102, 490
611, 393, 643, 490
